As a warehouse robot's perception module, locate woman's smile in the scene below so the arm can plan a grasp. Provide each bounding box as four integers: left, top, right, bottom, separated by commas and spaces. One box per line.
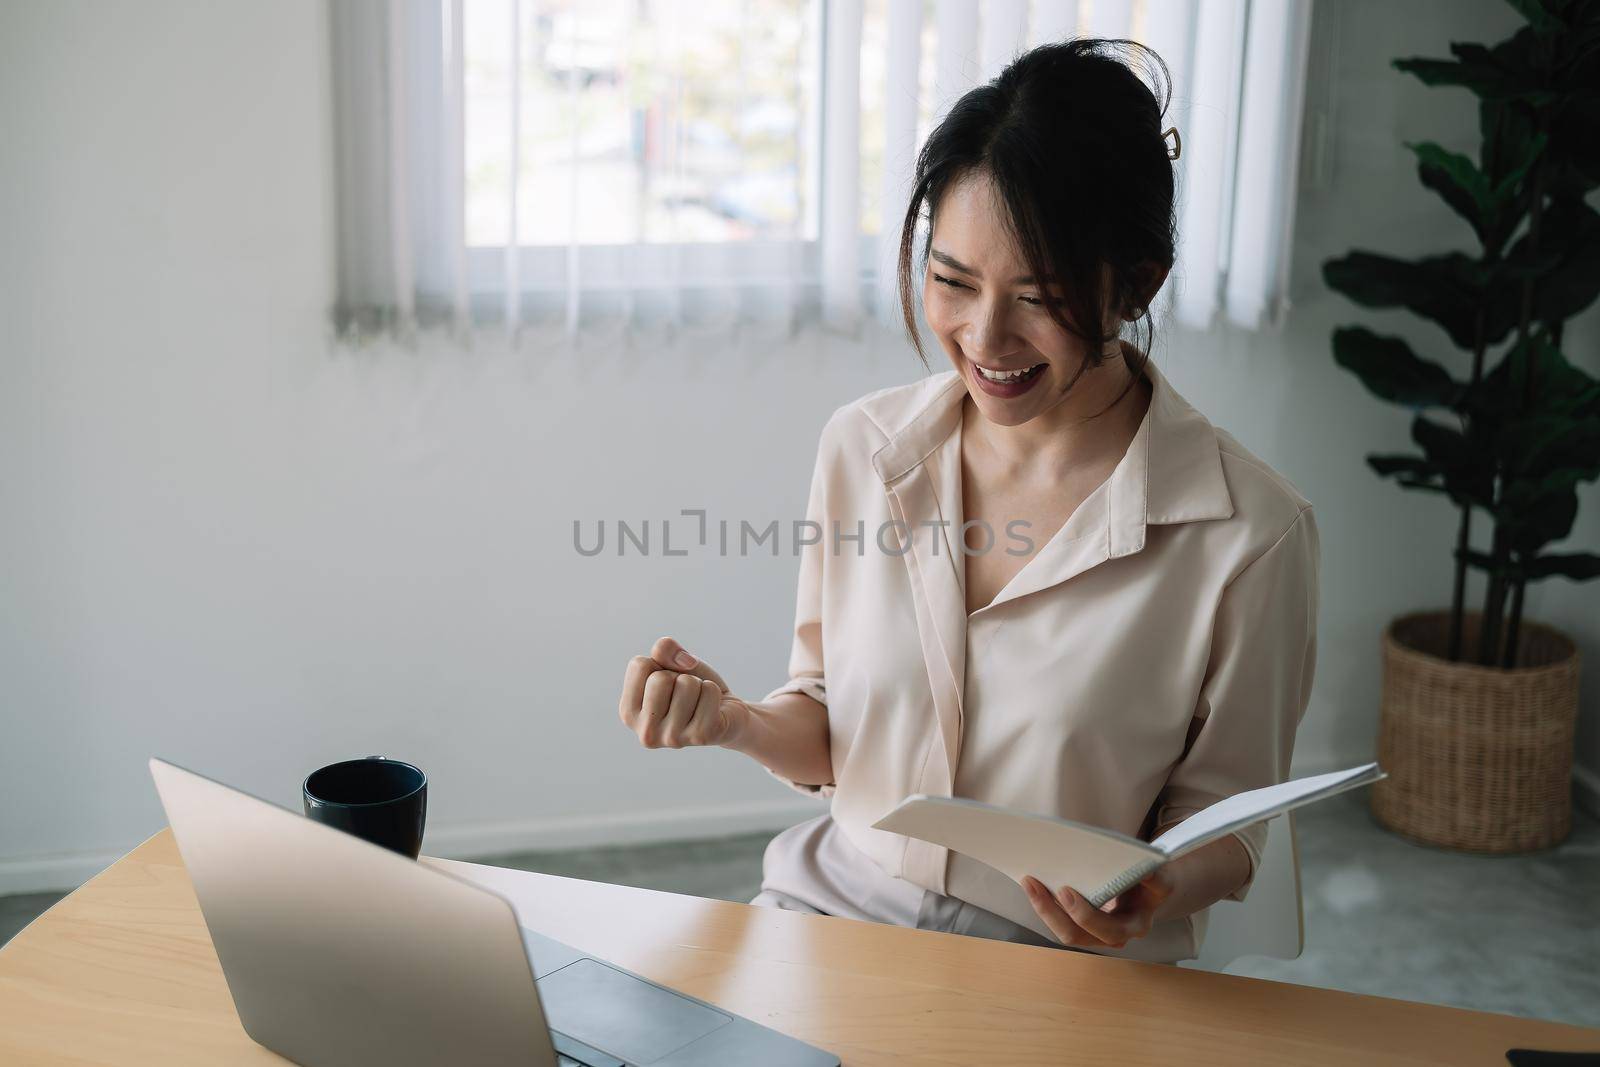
968, 358, 1048, 399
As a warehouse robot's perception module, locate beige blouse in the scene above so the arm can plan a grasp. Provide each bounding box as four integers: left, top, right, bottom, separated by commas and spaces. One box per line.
761, 358, 1319, 963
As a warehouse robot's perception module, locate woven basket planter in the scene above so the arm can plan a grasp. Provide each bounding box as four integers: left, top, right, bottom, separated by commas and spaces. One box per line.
1371, 610, 1579, 853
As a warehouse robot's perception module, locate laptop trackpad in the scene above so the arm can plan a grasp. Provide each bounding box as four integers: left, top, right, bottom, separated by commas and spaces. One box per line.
537, 958, 732, 1065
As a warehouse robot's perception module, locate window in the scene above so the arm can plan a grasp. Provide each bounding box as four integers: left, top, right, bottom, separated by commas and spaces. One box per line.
331, 0, 1313, 342
463, 1, 817, 247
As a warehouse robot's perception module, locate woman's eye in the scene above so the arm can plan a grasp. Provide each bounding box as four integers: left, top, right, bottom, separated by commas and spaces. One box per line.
931, 273, 1053, 306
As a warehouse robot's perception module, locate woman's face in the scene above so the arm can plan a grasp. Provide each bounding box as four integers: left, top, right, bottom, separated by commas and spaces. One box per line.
921, 171, 1123, 429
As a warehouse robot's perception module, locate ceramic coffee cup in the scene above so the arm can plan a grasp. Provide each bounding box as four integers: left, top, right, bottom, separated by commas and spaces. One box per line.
302, 756, 427, 858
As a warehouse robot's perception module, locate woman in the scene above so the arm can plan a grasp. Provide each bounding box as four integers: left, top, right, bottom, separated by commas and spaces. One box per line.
615, 39, 1318, 964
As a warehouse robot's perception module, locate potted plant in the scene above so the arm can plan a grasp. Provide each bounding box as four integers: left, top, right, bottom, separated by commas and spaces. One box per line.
1322, 0, 1600, 852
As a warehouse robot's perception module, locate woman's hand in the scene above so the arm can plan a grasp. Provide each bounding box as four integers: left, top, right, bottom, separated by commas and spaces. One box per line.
618, 636, 750, 749
1021, 867, 1177, 950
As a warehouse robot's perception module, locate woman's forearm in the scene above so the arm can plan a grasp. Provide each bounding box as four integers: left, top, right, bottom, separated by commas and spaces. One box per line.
1152, 834, 1252, 923
720, 691, 833, 787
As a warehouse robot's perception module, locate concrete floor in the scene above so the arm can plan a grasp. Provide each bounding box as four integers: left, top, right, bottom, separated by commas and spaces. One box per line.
4, 793, 1596, 1030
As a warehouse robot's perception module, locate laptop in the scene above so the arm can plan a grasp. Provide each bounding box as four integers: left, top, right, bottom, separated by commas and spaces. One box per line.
149, 758, 839, 1067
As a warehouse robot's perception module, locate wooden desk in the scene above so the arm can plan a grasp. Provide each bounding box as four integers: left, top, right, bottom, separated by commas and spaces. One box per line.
0, 830, 1594, 1065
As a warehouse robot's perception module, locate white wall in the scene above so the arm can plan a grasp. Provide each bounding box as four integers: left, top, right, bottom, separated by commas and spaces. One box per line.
3, 0, 1595, 893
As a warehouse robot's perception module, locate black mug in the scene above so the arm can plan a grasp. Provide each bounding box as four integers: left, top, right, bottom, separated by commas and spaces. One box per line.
302, 756, 428, 858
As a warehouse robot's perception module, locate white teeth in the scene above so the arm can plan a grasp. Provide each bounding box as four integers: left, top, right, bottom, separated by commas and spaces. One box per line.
976, 363, 1039, 383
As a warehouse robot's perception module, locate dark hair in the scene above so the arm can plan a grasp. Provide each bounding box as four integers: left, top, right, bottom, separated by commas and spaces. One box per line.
897, 38, 1176, 391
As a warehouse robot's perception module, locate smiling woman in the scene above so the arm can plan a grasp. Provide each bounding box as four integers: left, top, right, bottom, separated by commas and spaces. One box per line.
898, 39, 1177, 409
613, 38, 1322, 965
901, 41, 1178, 616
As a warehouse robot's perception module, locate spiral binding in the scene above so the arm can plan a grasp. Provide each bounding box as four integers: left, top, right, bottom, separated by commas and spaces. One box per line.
1084, 857, 1164, 908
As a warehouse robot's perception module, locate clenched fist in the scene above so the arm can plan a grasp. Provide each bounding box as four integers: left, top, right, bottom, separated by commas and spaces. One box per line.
618, 637, 749, 749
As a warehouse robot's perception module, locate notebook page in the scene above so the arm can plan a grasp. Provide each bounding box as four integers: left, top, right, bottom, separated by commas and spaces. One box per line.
1150, 763, 1385, 859
872, 794, 1163, 900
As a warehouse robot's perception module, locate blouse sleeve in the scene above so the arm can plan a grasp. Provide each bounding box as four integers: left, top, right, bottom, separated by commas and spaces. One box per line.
1153, 506, 1320, 903
761, 416, 837, 798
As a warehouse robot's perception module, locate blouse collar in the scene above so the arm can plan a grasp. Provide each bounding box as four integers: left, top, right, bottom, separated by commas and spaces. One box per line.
868, 355, 1235, 561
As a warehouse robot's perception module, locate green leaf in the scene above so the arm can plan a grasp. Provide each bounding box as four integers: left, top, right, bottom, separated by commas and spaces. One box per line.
1487, 131, 1547, 200
1408, 141, 1494, 239
1494, 414, 1562, 459
1465, 333, 1600, 426
1521, 417, 1600, 480
1481, 99, 1541, 188
1395, 32, 1560, 103
1405, 136, 1547, 237
1365, 453, 1462, 503
1522, 552, 1600, 580
1504, 0, 1565, 34
1502, 485, 1579, 552
1499, 243, 1565, 283
1367, 453, 1438, 478
1395, 56, 1518, 97
1412, 416, 1495, 508
1395, 478, 1454, 497
1455, 36, 1561, 104
1413, 415, 1472, 467
1549, 94, 1600, 191
1515, 464, 1600, 504
1333, 327, 1461, 407
1516, 199, 1600, 324
1322, 252, 1519, 349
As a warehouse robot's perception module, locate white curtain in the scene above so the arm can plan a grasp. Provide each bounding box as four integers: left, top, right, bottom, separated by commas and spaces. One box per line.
331, 0, 459, 338
330, 0, 1314, 344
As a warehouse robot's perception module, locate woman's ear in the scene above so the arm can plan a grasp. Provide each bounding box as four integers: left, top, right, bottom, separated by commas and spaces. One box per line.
1121, 261, 1171, 321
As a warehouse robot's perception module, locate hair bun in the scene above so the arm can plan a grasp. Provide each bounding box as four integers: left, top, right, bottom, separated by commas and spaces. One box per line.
1163, 126, 1182, 160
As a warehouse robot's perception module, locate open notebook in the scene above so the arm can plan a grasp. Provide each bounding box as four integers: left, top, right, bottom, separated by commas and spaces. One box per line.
872, 763, 1385, 908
